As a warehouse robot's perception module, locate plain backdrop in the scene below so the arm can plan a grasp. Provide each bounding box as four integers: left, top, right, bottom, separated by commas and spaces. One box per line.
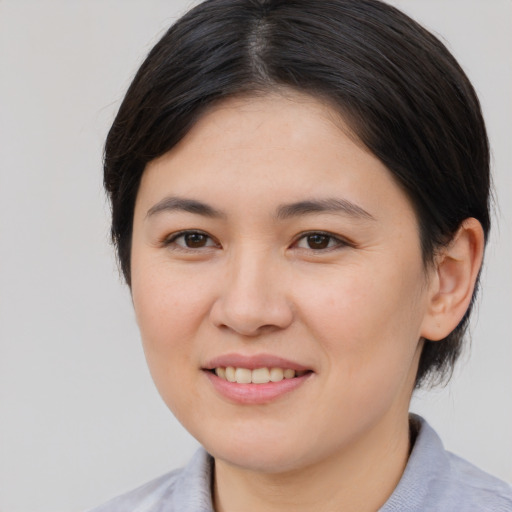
0, 1, 511, 511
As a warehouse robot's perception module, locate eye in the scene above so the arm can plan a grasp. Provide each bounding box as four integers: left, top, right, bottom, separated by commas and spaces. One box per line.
294, 231, 347, 250
165, 230, 218, 249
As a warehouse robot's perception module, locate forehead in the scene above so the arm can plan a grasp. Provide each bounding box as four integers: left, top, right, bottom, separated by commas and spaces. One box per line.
176, 91, 360, 157
137, 92, 416, 226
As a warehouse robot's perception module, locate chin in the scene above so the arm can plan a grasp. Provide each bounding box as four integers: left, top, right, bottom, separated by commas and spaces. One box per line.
213, 447, 304, 474
198, 427, 318, 474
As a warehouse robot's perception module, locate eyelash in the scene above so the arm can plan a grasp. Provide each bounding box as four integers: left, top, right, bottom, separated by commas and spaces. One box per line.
163, 230, 219, 251
162, 230, 351, 252
292, 231, 350, 251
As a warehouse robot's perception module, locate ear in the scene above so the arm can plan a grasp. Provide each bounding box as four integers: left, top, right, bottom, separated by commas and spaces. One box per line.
420, 218, 485, 341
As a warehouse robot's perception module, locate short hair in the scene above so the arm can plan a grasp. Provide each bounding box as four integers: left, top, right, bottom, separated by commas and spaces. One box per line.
104, 0, 490, 388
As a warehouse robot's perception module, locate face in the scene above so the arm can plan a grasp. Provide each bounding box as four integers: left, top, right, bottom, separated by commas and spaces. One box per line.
131, 93, 434, 474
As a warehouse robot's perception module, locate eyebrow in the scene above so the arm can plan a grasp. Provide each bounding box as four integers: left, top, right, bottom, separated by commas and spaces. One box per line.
275, 198, 375, 221
146, 196, 225, 219
146, 196, 375, 221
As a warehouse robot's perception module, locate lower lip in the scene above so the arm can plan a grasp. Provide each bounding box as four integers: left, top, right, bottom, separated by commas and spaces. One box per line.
204, 371, 312, 404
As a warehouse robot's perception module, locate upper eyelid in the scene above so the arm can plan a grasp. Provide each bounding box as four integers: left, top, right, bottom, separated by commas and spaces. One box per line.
167, 229, 205, 239
292, 230, 349, 245
164, 229, 219, 246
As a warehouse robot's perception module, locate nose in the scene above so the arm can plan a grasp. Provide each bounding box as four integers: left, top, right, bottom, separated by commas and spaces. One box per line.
209, 248, 294, 337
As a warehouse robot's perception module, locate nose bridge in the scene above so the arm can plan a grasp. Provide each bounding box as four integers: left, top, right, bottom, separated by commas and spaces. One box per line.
231, 245, 274, 303
211, 241, 293, 335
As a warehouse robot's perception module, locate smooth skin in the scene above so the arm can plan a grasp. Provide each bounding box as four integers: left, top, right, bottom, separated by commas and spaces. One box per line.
130, 92, 484, 512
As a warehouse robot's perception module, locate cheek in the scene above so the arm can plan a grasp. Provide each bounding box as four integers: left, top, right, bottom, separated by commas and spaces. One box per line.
299, 266, 425, 425
130, 264, 212, 386
293, 258, 427, 366
133, 260, 211, 335
131, 268, 211, 421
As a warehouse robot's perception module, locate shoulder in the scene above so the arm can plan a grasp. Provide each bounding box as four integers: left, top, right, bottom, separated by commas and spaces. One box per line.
381, 415, 512, 512
441, 450, 512, 511
85, 449, 214, 512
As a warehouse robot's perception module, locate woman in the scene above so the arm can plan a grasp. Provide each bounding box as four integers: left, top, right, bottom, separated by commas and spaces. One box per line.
91, 0, 512, 510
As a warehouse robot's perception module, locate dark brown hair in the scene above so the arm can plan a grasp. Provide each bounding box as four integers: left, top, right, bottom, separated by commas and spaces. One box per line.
104, 0, 490, 387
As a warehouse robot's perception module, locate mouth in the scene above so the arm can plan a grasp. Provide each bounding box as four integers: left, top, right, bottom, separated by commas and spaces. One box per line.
210, 366, 310, 384
202, 354, 313, 404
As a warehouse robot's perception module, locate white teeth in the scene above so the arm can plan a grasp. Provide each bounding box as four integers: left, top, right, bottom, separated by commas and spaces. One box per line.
269, 367, 284, 382
225, 366, 236, 382
284, 369, 296, 379
251, 367, 270, 384
214, 366, 303, 384
234, 367, 252, 384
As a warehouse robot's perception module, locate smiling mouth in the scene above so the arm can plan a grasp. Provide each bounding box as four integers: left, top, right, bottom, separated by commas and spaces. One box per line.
211, 367, 310, 384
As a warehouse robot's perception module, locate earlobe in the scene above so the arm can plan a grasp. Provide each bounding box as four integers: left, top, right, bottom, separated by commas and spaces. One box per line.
421, 218, 485, 341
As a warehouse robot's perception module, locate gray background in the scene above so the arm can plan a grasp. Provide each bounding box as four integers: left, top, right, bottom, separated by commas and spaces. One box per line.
0, 1, 510, 511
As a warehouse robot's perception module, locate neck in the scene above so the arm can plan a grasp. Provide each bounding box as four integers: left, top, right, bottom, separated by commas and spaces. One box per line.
213, 413, 412, 512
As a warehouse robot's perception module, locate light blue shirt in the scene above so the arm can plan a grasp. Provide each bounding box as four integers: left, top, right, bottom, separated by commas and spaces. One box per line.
88, 416, 512, 511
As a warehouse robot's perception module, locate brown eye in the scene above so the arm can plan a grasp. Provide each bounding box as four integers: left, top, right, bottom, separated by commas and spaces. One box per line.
165, 230, 217, 250
184, 232, 208, 248
294, 231, 347, 251
306, 234, 331, 249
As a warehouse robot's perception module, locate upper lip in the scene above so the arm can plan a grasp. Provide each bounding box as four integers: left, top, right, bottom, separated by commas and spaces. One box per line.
203, 353, 312, 372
